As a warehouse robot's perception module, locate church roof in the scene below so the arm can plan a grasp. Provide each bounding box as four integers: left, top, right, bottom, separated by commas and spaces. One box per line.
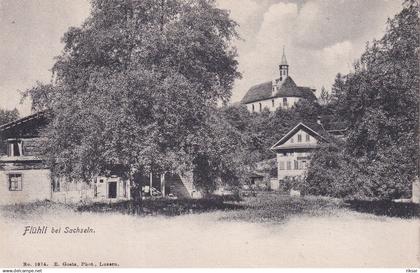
241, 76, 316, 104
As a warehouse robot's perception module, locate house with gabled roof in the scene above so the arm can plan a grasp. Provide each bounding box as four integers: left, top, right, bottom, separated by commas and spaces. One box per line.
0, 111, 130, 204
241, 49, 316, 112
0, 111, 200, 205
270, 120, 346, 190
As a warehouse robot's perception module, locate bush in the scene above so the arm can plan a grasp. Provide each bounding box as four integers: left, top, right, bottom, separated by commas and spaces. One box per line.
303, 143, 359, 198
304, 142, 413, 200
281, 176, 304, 193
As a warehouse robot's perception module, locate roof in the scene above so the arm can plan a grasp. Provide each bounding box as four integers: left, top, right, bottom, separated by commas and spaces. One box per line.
0, 110, 48, 132
270, 122, 330, 151
241, 76, 316, 104
0, 110, 49, 139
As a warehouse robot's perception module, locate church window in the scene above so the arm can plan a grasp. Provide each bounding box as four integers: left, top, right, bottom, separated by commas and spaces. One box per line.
298, 134, 302, 142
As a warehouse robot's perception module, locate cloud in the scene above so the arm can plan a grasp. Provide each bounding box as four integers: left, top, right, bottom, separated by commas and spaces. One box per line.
217, 0, 259, 25
0, 0, 403, 111
293, 0, 401, 49
229, 0, 401, 102
0, 0, 90, 116
217, 0, 261, 42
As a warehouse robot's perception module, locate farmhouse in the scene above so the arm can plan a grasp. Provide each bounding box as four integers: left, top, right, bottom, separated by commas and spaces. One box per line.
0, 111, 197, 205
241, 49, 316, 112
270, 121, 346, 190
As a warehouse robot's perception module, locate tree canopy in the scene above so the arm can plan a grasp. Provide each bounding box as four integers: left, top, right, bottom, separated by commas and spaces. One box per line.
24, 0, 240, 190
0, 108, 19, 126
305, 0, 419, 200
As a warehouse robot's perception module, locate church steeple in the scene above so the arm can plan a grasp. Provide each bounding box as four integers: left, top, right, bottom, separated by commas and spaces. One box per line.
279, 46, 289, 81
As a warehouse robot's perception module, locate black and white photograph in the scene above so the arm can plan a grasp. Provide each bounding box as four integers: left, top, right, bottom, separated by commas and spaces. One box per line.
0, 0, 419, 270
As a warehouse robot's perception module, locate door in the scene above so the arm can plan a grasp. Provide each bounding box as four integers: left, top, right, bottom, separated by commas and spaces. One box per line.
108, 182, 117, 198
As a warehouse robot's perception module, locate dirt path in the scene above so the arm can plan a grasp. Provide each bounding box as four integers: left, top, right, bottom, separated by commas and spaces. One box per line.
0, 206, 418, 267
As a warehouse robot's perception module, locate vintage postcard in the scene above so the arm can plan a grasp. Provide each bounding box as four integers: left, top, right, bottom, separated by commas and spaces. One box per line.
0, 0, 419, 270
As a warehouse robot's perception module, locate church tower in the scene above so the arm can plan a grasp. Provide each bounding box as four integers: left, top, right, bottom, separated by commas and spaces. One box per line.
279, 47, 288, 81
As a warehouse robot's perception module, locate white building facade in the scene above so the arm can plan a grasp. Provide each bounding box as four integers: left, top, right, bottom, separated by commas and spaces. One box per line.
242, 50, 316, 112
0, 112, 130, 205
270, 122, 327, 190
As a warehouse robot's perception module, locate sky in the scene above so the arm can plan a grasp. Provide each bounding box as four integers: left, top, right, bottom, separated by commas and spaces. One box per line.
0, 0, 402, 117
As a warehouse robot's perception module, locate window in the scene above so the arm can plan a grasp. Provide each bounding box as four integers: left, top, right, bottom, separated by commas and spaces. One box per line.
123, 180, 127, 198
301, 160, 307, 169
290, 137, 294, 144
306, 134, 310, 142
294, 160, 299, 169
279, 161, 285, 170
8, 174, 22, 191
7, 140, 23, 157
52, 177, 61, 192
298, 134, 302, 142
283, 98, 288, 107
252, 104, 255, 112
272, 99, 275, 107
286, 161, 292, 170
259, 103, 262, 112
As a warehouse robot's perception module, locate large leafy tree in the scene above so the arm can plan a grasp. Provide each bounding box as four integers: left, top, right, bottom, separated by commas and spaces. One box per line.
24, 0, 240, 192
0, 108, 19, 126
306, 0, 419, 200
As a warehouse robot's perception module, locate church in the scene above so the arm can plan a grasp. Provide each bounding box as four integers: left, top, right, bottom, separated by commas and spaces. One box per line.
241, 49, 316, 112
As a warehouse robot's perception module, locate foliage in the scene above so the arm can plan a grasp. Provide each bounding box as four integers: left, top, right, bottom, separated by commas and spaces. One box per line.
0, 108, 19, 126
220, 194, 343, 223
281, 176, 305, 193
305, 0, 419, 200
190, 109, 251, 193
304, 142, 359, 198
221, 99, 322, 163
23, 0, 240, 192
319, 86, 331, 106
21, 82, 55, 113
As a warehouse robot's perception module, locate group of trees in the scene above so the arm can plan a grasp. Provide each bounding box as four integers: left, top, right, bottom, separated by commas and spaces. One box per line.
24, 0, 242, 195
220, 99, 323, 161
0, 108, 19, 126
21, 0, 418, 200
304, 0, 419, 200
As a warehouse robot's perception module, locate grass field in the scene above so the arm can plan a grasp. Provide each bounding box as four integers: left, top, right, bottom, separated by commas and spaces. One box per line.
0, 193, 418, 267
